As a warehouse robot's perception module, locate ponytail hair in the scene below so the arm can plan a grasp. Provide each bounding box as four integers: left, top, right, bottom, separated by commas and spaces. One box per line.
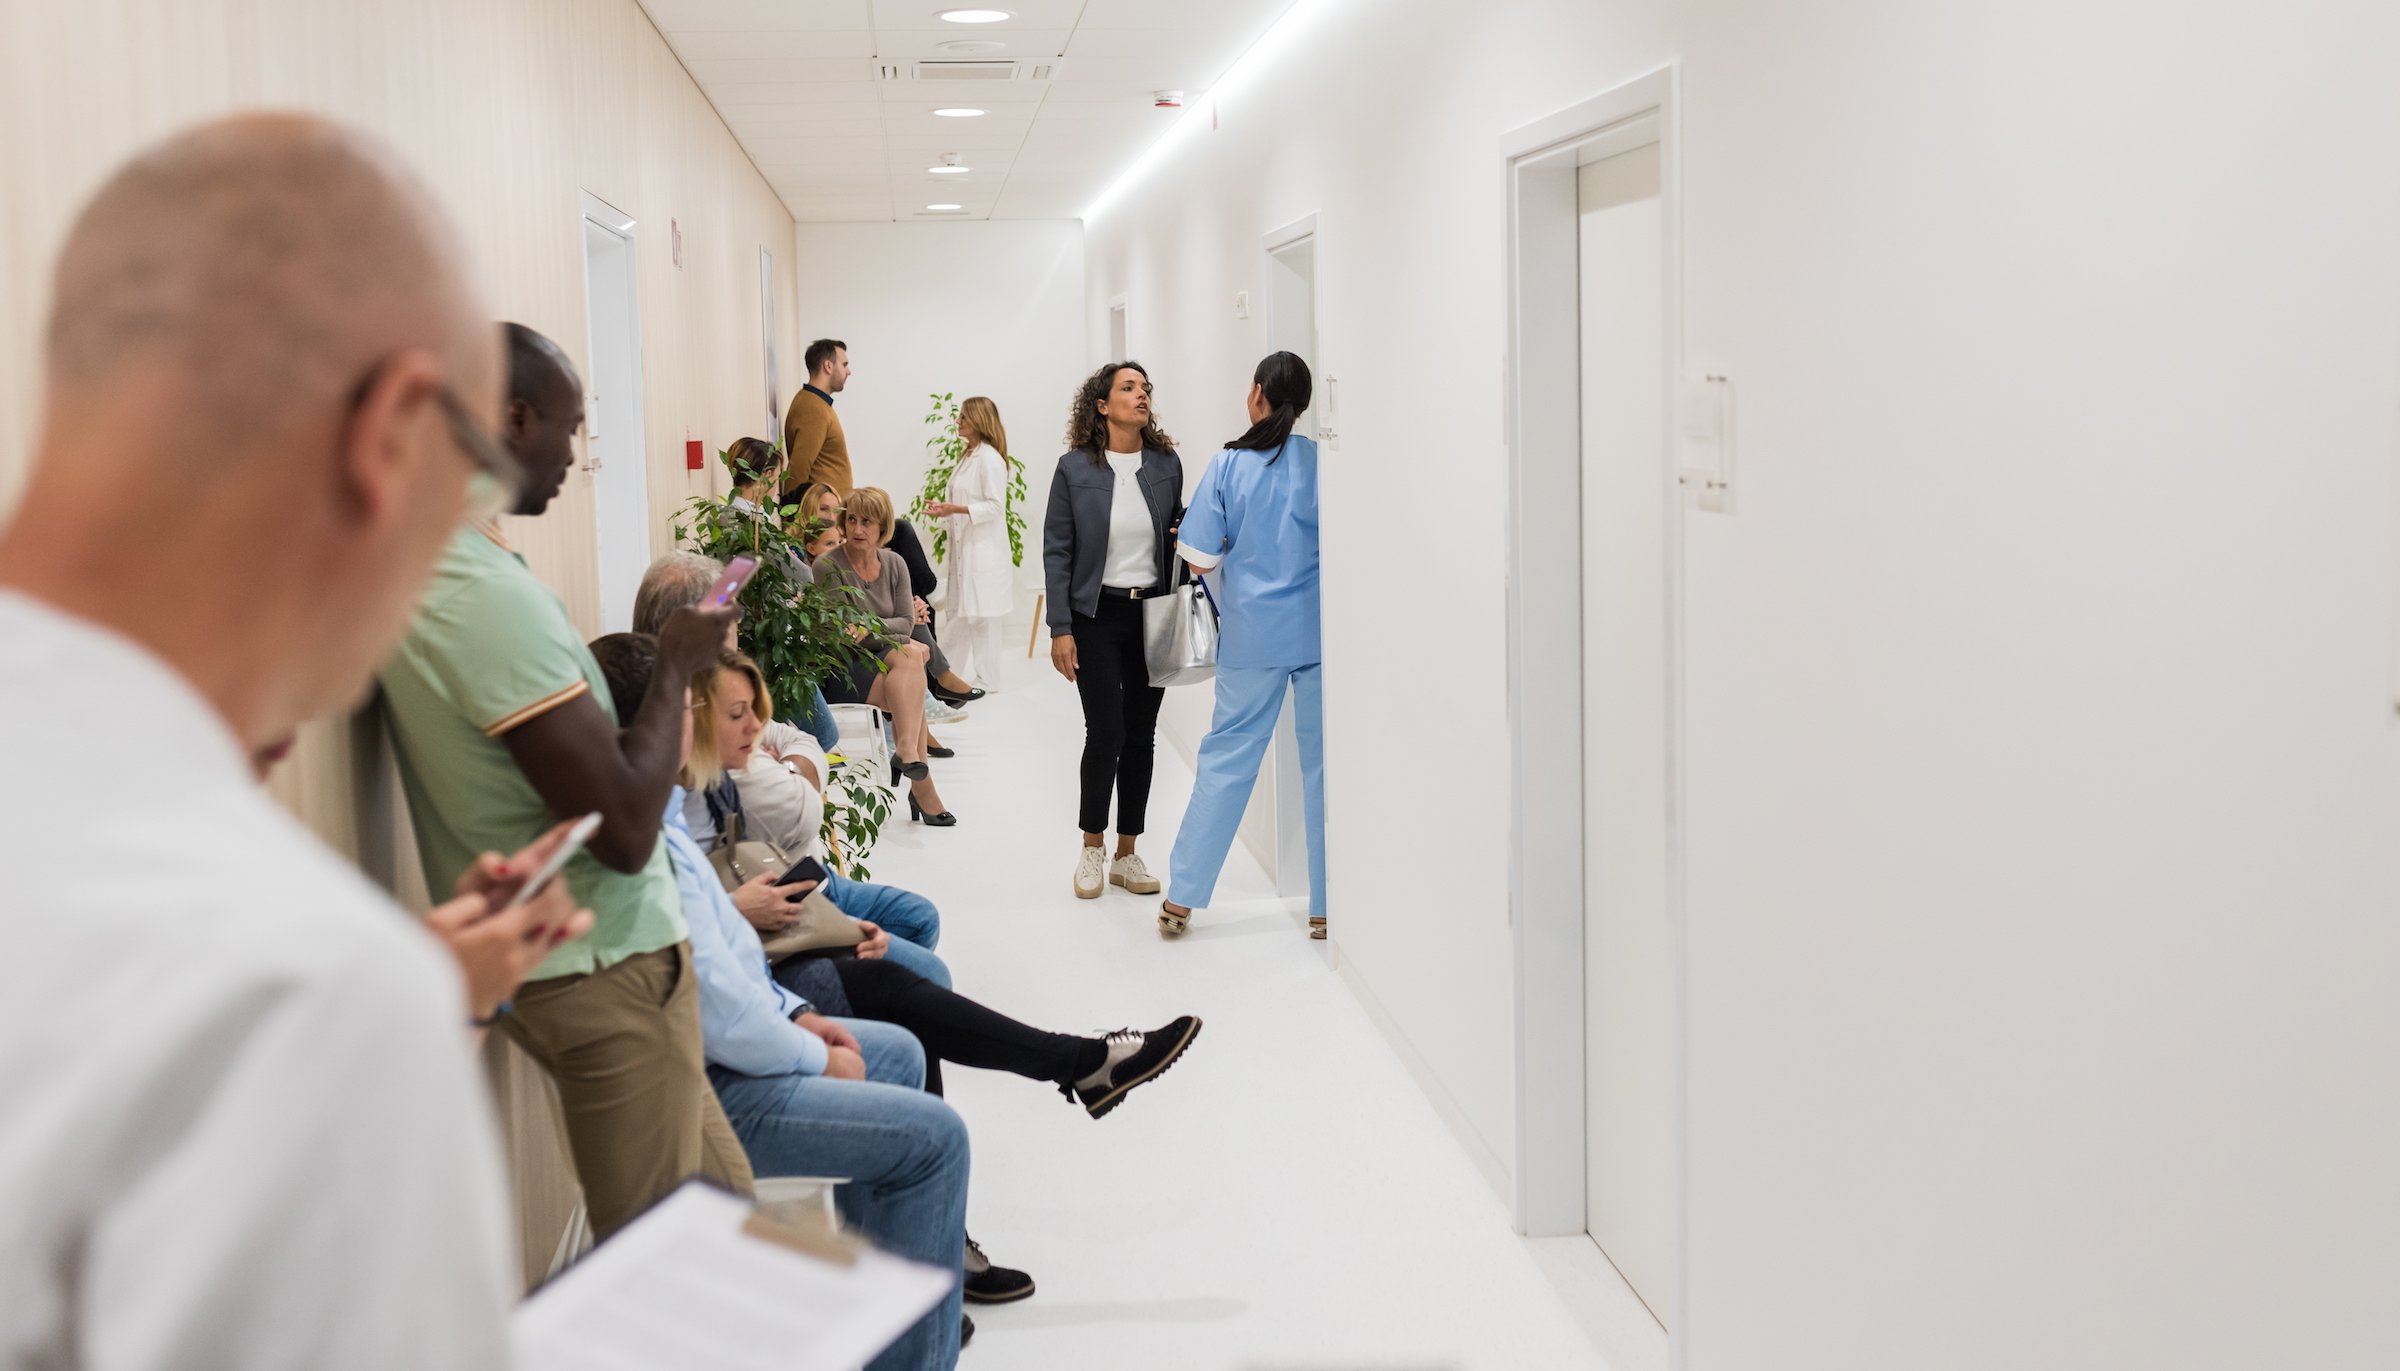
1225, 351, 1312, 462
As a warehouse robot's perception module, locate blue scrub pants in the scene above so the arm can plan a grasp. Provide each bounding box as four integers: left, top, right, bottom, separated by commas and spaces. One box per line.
1166, 663, 1326, 922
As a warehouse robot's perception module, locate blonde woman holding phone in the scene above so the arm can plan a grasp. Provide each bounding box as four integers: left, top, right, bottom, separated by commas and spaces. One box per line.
922, 396, 1016, 692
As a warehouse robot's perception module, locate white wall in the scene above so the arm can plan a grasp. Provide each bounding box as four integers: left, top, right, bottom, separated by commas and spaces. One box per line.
792, 220, 1085, 621
1083, 1, 2400, 1368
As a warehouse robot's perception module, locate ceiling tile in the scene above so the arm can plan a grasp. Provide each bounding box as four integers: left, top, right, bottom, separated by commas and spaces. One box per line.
682, 57, 875, 83
667, 29, 877, 61
706, 81, 884, 106
871, 28, 1072, 59
869, 0, 1086, 28
1071, 0, 1292, 30
640, 0, 872, 31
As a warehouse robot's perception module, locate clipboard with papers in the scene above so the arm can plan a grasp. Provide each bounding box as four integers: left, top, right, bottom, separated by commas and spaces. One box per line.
511, 1180, 953, 1371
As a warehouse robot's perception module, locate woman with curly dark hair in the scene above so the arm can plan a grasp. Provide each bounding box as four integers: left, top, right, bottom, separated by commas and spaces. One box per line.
1043, 361, 1183, 900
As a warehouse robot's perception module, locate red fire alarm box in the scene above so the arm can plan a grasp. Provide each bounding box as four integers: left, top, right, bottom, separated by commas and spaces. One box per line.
685, 439, 705, 471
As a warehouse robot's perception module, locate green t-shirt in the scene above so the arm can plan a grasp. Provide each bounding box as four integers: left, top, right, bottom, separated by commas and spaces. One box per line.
379, 525, 685, 980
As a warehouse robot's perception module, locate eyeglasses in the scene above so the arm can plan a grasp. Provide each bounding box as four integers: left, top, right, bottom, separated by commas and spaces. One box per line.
347, 359, 531, 524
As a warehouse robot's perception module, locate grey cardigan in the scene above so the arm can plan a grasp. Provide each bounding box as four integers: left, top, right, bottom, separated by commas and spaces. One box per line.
1042, 447, 1183, 636
811, 546, 915, 648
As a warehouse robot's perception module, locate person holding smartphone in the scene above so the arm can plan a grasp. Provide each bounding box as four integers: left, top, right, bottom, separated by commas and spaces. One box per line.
380, 323, 755, 1241
1044, 361, 1183, 900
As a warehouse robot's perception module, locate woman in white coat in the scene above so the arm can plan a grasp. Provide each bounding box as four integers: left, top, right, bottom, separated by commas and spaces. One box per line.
924, 395, 1017, 691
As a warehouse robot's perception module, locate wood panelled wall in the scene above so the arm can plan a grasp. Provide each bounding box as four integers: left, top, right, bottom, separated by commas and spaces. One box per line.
0, 0, 801, 1284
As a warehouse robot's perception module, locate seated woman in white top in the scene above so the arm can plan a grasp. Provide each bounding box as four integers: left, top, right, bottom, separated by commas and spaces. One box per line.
679, 651, 948, 976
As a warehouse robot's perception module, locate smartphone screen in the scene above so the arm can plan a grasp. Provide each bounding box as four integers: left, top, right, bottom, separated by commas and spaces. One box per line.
775, 855, 829, 889
703, 555, 759, 609
502, 812, 603, 911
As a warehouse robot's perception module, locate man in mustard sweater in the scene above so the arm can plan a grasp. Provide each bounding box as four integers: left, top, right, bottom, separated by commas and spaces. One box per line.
780, 337, 853, 498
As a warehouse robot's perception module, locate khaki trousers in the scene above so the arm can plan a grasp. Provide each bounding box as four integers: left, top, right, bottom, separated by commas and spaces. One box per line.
502, 943, 753, 1239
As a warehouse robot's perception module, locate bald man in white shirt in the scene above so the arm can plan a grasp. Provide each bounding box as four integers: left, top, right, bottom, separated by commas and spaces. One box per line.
0, 115, 529, 1370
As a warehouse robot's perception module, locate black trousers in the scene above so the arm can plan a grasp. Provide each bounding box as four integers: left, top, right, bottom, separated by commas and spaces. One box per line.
1071, 593, 1166, 836
781, 955, 1100, 1098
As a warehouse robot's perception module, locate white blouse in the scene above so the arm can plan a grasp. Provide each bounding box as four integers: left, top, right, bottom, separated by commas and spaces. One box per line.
1102, 449, 1158, 588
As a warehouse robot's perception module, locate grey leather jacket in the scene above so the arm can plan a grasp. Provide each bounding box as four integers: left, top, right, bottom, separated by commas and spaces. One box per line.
1042, 446, 1183, 636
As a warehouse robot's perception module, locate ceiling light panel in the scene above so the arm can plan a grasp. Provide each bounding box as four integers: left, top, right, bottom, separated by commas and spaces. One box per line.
935, 8, 1011, 22
868, 0, 1081, 25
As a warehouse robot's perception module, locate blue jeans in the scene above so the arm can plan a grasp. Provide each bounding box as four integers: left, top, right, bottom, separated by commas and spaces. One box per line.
819, 873, 946, 983
1167, 663, 1327, 921
710, 1021, 969, 1371
795, 682, 841, 751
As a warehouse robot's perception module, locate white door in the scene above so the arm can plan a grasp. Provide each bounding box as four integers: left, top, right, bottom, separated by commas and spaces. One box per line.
582, 196, 651, 635
1577, 141, 1675, 1323
1107, 295, 1128, 361
1250, 233, 1318, 899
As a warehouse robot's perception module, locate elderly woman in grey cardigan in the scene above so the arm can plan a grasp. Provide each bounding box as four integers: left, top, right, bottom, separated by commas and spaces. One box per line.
812, 485, 957, 826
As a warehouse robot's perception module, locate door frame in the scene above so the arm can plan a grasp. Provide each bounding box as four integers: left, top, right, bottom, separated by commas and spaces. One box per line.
579, 190, 651, 634
1258, 212, 1322, 899
1500, 63, 1686, 1336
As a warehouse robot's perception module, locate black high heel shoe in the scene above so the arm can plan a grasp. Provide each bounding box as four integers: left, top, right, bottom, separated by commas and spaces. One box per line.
907, 786, 958, 827
929, 682, 985, 707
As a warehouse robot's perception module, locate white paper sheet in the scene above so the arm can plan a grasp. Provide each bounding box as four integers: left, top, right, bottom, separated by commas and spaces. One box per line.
511, 1182, 952, 1371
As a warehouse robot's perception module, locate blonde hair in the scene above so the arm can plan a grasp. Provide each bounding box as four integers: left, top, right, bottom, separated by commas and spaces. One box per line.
958, 395, 1008, 461
786, 480, 838, 535
686, 651, 774, 789
844, 485, 896, 546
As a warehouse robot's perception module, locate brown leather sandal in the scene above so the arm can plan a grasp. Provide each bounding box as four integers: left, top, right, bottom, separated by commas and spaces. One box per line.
1158, 902, 1190, 937
1308, 917, 1327, 940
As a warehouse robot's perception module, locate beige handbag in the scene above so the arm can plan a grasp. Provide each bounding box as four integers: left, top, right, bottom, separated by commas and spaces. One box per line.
707, 807, 866, 961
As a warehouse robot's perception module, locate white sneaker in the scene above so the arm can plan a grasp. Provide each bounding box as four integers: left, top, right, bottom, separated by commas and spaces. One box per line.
1073, 846, 1107, 899
1109, 852, 1160, 895
925, 695, 967, 723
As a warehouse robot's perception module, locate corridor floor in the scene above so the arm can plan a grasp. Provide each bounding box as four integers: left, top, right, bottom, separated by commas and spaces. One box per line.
863, 648, 1620, 1371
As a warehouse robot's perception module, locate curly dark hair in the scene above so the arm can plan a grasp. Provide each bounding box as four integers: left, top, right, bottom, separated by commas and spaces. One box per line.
1064, 360, 1175, 465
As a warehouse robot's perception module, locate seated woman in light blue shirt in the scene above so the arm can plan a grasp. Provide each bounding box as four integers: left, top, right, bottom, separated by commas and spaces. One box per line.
1160, 352, 1327, 940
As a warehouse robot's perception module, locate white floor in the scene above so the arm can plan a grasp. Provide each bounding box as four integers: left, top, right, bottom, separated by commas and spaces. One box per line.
865, 644, 1645, 1371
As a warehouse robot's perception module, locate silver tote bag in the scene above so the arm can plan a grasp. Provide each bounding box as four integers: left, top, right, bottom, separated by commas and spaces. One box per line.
1142, 565, 1220, 687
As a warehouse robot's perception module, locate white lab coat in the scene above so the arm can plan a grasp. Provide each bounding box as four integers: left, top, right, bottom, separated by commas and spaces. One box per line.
940, 444, 1015, 620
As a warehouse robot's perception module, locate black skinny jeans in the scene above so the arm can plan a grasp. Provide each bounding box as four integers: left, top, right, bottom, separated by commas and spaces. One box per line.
780, 955, 1102, 1099
1071, 594, 1166, 836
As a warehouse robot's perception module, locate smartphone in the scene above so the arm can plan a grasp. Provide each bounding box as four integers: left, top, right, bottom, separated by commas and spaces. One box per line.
775, 855, 830, 890
502, 812, 603, 911
702, 554, 759, 609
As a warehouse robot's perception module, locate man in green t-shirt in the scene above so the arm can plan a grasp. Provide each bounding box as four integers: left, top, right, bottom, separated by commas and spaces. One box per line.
381, 324, 753, 1238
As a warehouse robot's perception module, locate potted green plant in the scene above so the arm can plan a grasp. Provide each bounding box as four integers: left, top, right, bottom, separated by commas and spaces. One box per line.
674, 447, 895, 877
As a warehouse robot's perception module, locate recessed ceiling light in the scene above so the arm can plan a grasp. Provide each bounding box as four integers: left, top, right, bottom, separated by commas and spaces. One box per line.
931, 107, 986, 118
925, 203, 965, 212
928, 164, 971, 174
937, 9, 1011, 22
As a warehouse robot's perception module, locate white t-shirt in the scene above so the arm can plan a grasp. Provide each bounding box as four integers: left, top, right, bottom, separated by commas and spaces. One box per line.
1102, 449, 1158, 588
0, 592, 516, 1371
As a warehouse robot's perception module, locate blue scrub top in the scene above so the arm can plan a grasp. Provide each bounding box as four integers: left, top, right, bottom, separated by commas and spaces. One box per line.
1177, 434, 1320, 669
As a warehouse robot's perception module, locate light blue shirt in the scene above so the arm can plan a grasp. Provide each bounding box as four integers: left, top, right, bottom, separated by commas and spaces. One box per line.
1176, 434, 1321, 669
660, 791, 828, 1078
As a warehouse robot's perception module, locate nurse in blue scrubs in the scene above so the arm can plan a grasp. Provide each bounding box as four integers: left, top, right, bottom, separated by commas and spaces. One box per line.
1159, 352, 1327, 940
